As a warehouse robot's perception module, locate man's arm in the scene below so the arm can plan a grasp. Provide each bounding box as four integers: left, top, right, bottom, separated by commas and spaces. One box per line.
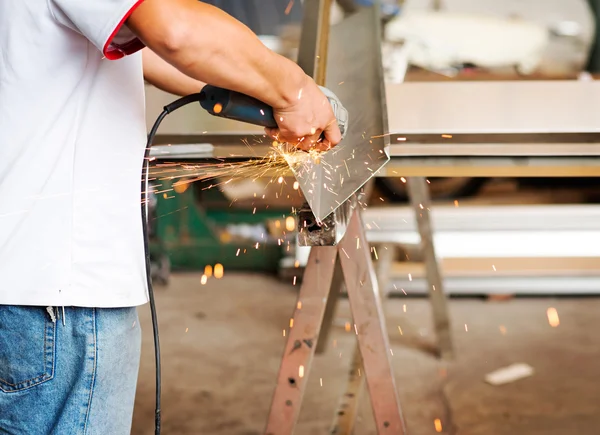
142, 48, 205, 97
127, 0, 341, 149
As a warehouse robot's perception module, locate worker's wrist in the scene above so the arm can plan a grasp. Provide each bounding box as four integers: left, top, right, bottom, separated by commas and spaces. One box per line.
266, 55, 307, 110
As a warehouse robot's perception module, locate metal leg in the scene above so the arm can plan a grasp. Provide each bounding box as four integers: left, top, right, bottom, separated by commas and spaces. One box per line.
315, 257, 344, 354
330, 346, 364, 434
337, 212, 406, 434
265, 246, 338, 435
406, 177, 454, 360
330, 242, 398, 434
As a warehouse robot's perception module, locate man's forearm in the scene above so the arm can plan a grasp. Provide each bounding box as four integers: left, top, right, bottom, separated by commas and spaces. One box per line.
142, 48, 205, 97
128, 0, 306, 109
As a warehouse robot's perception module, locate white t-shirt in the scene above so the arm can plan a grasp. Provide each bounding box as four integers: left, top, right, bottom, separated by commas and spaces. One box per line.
0, 0, 149, 307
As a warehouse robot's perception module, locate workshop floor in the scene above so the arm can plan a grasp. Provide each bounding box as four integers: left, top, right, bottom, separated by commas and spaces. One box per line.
131, 273, 600, 435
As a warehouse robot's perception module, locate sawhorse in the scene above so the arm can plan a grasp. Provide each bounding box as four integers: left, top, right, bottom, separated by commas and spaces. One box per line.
265, 208, 405, 434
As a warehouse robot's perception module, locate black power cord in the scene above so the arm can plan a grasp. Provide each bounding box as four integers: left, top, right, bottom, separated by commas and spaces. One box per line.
142, 93, 203, 435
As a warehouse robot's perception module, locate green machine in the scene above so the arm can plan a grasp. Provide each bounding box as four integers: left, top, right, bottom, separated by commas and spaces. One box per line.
149, 177, 292, 282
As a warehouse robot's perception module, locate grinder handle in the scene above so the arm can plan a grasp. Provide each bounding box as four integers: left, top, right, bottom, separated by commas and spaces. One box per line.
199, 85, 278, 129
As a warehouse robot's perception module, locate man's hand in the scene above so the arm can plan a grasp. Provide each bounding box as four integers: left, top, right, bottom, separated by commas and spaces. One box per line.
266, 76, 342, 152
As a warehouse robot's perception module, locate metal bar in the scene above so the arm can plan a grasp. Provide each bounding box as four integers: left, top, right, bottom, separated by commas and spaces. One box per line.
315, 257, 344, 354
406, 177, 453, 360
389, 143, 600, 157
330, 346, 364, 435
297, 0, 332, 82
265, 246, 338, 435
337, 212, 406, 434
330, 242, 398, 434
379, 158, 600, 177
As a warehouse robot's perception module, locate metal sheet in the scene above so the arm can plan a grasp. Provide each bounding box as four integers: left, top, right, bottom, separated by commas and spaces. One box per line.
386, 80, 600, 135
287, 5, 390, 221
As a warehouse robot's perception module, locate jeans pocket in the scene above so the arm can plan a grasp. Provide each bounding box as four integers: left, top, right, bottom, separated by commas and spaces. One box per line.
0, 306, 56, 392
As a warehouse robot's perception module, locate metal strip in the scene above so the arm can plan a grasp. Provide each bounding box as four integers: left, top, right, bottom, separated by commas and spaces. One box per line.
337, 212, 406, 434
379, 157, 600, 177
265, 246, 338, 434
330, 242, 397, 434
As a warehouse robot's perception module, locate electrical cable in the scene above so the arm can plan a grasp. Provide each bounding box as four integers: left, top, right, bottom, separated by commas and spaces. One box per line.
142, 92, 203, 435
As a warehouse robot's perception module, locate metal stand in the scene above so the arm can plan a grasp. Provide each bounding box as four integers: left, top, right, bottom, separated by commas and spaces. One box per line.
406, 177, 453, 360
265, 210, 406, 434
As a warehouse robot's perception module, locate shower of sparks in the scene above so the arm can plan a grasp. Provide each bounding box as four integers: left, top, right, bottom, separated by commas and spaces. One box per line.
149, 142, 322, 198
547, 307, 560, 327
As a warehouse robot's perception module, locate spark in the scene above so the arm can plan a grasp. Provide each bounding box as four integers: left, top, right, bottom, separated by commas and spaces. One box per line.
299, 365, 305, 378
547, 307, 560, 327
464, 324, 468, 332
214, 263, 224, 279
345, 322, 351, 332
201, 274, 208, 285
398, 326, 403, 335
185, 328, 189, 333
320, 378, 323, 386
434, 419, 443, 432
290, 318, 294, 328
284, 0, 294, 15
454, 200, 459, 207
204, 265, 213, 277
283, 329, 286, 337
297, 301, 302, 309
441, 134, 452, 139
499, 325, 507, 335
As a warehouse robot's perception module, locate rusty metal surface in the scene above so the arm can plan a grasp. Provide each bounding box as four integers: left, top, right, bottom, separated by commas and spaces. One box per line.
337, 211, 406, 434
264, 246, 338, 434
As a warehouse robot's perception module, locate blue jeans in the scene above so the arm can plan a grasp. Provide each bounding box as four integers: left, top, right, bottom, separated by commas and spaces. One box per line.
0, 306, 141, 435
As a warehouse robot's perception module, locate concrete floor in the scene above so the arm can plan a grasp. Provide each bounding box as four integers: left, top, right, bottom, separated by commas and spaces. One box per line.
131, 273, 600, 435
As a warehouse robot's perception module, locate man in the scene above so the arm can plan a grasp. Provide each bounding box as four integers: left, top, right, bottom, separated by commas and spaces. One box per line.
0, 0, 342, 433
